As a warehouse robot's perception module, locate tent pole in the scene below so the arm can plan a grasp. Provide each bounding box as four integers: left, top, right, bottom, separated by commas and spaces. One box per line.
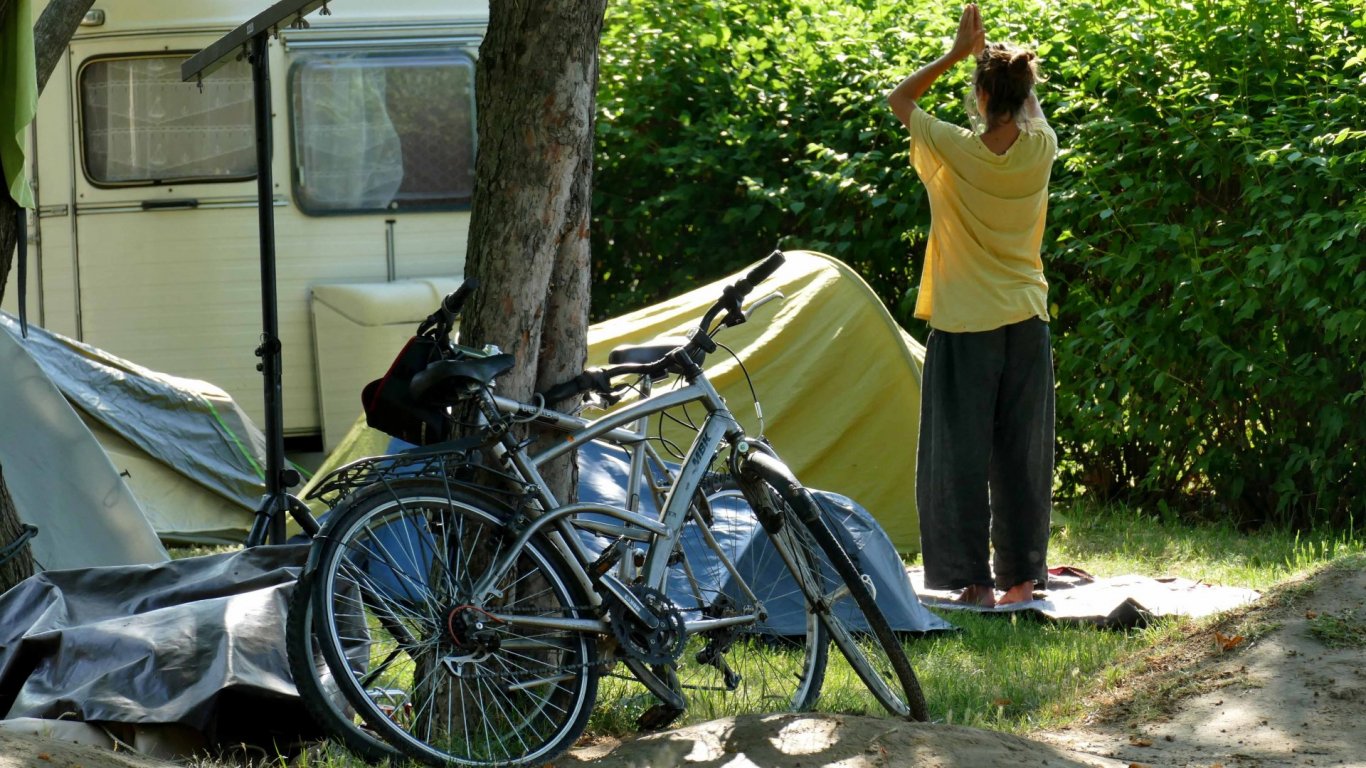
184, 1, 330, 548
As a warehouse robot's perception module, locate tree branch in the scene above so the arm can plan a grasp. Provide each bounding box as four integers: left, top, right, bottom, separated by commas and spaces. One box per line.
34, 0, 95, 91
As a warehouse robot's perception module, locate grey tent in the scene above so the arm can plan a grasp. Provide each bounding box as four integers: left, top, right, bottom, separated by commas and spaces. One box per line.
0, 316, 167, 570
1, 313, 263, 545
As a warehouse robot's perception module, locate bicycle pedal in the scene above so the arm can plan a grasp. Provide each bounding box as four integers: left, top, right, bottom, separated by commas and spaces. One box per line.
636, 703, 684, 732
589, 538, 627, 578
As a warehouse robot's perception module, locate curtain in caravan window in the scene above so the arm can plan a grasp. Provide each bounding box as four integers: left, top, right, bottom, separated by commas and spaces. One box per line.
80, 55, 255, 185
290, 48, 477, 215
293, 55, 404, 211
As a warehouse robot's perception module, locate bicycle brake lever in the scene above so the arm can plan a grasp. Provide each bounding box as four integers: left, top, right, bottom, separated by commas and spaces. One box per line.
742, 291, 785, 321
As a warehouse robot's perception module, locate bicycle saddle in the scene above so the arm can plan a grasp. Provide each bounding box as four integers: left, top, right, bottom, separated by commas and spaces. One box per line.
410, 353, 516, 402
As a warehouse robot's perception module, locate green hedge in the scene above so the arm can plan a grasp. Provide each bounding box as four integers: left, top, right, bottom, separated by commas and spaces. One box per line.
592, 0, 1365, 527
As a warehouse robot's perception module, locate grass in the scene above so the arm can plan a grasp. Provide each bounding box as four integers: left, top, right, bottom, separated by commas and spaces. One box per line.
1308, 608, 1366, 649
890, 502, 1362, 735
175, 502, 1363, 767
587, 500, 1362, 737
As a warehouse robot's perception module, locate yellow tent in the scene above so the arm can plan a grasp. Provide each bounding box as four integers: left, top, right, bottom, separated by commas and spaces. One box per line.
304, 251, 926, 553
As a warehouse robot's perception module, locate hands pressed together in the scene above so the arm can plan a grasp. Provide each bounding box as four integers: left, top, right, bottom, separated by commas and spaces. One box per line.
950, 3, 986, 63
886, 3, 992, 127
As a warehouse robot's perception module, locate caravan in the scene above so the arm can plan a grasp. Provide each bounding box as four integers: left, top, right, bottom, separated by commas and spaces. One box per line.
2, 0, 486, 449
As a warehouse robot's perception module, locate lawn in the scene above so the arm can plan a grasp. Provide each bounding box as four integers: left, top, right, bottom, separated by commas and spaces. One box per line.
588, 501, 1362, 737
178, 501, 1363, 766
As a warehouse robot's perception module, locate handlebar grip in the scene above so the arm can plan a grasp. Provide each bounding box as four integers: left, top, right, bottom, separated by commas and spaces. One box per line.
539, 377, 584, 405
538, 369, 613, 404
441, 277, 480, 315
741, 250, 785, 289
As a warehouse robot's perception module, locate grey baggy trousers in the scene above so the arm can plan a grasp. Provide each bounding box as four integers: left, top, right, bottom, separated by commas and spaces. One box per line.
916, 317, 1054, 591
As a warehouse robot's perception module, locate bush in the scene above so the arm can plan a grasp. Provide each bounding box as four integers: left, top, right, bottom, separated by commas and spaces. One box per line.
1042, 0, 1365, 525
593, 0, 1365, 526
593, 0, 951, 320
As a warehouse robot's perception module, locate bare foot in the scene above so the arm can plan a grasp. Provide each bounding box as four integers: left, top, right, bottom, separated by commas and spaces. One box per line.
996, 581, 1036, 606
955, 583, 997, 608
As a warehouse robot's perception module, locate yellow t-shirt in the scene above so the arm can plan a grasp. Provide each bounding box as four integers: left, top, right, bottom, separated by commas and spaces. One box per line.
906, 107, 1057, 332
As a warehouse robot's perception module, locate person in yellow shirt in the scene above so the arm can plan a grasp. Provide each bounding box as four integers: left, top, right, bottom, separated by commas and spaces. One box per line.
888, 4, 1057, 608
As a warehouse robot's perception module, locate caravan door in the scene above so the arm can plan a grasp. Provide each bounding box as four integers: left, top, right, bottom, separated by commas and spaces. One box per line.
67, 32, 269, 421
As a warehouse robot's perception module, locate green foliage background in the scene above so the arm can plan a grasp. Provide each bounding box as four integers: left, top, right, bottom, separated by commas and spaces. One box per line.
591, 0, 1365, 526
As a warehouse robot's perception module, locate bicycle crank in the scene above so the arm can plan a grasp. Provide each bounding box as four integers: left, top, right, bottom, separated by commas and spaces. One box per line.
608, 585, 686, 666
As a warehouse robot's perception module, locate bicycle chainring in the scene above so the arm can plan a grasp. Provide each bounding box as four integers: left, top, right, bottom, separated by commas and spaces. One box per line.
608, 585, 687, 666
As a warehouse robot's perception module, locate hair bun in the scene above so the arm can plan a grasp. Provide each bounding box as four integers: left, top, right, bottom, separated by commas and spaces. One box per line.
1009, 50, 1036, 71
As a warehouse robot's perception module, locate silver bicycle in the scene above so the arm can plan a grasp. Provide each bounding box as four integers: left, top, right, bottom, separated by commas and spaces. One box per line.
291, 251, 928, 767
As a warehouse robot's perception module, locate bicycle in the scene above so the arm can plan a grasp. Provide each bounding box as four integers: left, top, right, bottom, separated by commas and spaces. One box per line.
290, 250, 929, 767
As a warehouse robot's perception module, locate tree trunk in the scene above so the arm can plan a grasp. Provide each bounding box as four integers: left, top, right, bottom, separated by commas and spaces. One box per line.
460, 0, 604, 504
418, 0, 605, 743
0, 0, 98, 593
0, 466, 35, 592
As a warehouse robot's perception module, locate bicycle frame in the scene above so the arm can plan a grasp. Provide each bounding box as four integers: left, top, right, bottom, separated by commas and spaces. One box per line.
465, 367, 773, 642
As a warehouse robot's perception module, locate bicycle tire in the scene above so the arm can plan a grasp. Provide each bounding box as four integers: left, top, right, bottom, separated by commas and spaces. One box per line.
739, 452, 930, 721
285, 571, 399, 762
607, 485, 828, 730
308, 478, 599, 767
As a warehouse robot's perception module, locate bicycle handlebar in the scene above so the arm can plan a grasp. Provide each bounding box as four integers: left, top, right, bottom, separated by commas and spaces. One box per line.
442, 278, 478, 315
536, 250, 787, 403
739, 250, 785, 293
418, 277, 479, 340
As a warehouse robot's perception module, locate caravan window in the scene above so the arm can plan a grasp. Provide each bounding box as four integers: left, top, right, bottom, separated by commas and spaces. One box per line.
289, 48, 477, 214
79, 55, 256, 186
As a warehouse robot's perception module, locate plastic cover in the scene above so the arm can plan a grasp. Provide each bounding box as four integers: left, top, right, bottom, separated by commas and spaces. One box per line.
0, 545, 321, 748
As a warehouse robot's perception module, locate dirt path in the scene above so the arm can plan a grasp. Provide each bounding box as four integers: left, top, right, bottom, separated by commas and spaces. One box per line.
1034, 557, 1366, 767
560, 713, 1126, 768
562, 557, 1366, 767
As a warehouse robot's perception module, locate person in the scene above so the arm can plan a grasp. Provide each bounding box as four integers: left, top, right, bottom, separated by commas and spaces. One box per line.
887, 4, 1057, 608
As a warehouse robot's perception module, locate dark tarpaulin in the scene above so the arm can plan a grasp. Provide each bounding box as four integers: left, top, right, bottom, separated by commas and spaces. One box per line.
0, 545, 321, 748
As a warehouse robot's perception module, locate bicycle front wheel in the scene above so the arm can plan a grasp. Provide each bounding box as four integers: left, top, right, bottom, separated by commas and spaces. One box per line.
308, 479, 599, 767
739, 453, 929, 721
661, 486, 828, 721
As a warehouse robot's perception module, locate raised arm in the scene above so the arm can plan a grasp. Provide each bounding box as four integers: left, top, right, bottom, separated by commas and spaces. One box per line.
1021, 88, 1046, 121
887, 4, 984, 128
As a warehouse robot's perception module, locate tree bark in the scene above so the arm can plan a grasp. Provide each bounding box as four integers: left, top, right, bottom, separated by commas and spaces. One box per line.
0, 0, 98, 593
460, 0, 604, 503
0, 467, 35, 592
418, 0, 605, 742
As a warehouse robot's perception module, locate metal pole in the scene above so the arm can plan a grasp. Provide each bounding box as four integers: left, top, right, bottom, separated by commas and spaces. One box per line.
246, 32, 290, 546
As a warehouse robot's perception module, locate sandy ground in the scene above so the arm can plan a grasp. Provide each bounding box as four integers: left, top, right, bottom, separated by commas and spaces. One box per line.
2, 559, 1362, 768
1032, 559, 1366, 768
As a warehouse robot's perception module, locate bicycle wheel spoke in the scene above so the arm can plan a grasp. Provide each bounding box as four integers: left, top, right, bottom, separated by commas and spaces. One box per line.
740, 457, 929, 722
617, 487, 826, 726
309, 480, 598, 766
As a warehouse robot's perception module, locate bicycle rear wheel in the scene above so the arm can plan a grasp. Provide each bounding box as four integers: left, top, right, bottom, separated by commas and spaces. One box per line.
308, 478, 599, 767
285, 572, 398, 762
739, 453, 929, 721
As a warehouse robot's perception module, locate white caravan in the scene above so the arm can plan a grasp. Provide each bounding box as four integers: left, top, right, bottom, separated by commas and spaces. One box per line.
3, 0, 486, 449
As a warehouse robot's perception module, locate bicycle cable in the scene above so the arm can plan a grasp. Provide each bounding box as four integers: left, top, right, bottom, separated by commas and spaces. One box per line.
716, 340, 764, 437
508, 392, 547, 424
